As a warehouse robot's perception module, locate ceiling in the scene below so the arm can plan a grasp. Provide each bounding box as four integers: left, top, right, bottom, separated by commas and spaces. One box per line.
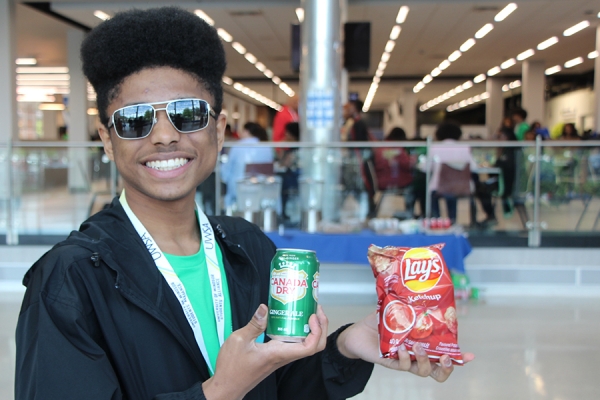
14, 0, 600, 112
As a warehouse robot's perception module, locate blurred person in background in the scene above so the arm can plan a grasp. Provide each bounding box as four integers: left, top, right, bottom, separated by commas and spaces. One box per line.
277, 122, 301, 223
424, 122, 479, 225
221, 122, 274, 208
342, 99, 377, 217
272, 95, 299, 143
560, 123, 580, 140
510, 108, 530, 141
373, 127, 413, 192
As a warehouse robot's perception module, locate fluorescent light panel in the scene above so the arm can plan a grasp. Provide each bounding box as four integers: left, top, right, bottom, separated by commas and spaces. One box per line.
487, 66, 501, 76
93, 10, 110, 21
396, 6, 410, 24
538, 36, 558, 50
15, 58, 36, 65
390, 25, 401, 40
475, 23, 494, 39
194, 10, 214, 26
501, 58, 516, 69
473, 73, 487, 83
545, 65, 561, 75
460, 38, 476, 52
563, 20, 590, 37
564, 57, 583, 68
494, 3, 517, 22
517, 49, 535, 61
295, 8, 304, 23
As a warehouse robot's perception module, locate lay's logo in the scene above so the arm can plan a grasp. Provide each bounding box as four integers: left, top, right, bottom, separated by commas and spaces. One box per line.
400, 248, 443, 293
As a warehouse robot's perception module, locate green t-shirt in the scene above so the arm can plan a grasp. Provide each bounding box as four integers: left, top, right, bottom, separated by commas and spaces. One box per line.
515, 122, 530, 141
164, 240, 232, 376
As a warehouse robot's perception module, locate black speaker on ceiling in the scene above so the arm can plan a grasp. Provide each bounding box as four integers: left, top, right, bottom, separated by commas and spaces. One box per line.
344, 22, 370, 72
291, 24, 301, 73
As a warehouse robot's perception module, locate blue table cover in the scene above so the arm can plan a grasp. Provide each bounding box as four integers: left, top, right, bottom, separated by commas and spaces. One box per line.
265, 230, 472, 274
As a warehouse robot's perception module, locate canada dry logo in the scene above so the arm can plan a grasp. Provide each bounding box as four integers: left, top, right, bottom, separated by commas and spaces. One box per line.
400, 247, 444, 293
312, 272, 319, 302
270, 268, 308, 304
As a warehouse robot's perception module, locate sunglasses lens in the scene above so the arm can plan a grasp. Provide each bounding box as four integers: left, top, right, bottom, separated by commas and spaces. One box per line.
167, 99, 209, 132
113, 105, 154, 139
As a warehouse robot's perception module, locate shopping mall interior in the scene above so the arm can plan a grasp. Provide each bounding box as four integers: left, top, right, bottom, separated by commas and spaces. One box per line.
1, 0, 600, 399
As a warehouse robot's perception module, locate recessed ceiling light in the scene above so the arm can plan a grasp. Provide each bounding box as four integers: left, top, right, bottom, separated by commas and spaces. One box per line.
448, 50, 462, 62
16, 67, 68, 74
222, 76, 233, 85
501, 58, 516, 69
564, 57, 584, 68
537, 36, 559, 50
589, 51, 599, 59
381, 52, 391, 62
460, 38, 476, 52
194, 10, 214, 26
93, 10, 111, 21
563, 20, 590, 36
423, 74, 433, 84
231, 42, 246, 55
295, 8, 304, 23
438, 60, 451, 70
494, 3, 517, 22
15, 58, 37, 65
475, 23, 494, 39
487, 66, 501, 76
244, 53, 257, 64
473, 74, 487, 83
431, 68, 442, 77
545, 65, 561, 75
385, 40, 396, 53
390, 25, 402, 40
396, 6, 410, 24
217, 28, 233, 43
516, 49, 535, 61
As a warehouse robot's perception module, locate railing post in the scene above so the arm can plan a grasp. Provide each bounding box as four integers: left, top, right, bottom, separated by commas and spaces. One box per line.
528, 135, 542, 247
6, 136, 18, 245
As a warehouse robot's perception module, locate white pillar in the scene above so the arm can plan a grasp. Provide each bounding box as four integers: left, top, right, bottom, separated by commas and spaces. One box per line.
339, 0, 348, 122
0, 0, 18, 244
67, 28, 89, 192
594, 26, 600, 133
522, 60, 546, 125
485, 78, 503, 136
402, 88, 417, 138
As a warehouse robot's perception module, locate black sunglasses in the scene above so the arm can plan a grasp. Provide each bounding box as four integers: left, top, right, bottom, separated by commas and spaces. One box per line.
107, 98, 218, 140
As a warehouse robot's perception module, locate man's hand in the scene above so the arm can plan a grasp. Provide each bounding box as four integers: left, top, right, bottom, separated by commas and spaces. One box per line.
202, 304, 328, 400
336, 311, 475, 383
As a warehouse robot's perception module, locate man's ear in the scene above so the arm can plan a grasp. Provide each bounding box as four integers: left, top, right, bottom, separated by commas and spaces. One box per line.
215, 113, 227, 153
98, 124, 115, 161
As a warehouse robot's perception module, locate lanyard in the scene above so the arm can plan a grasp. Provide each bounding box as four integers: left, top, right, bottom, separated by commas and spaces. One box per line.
119, 191, 225, 375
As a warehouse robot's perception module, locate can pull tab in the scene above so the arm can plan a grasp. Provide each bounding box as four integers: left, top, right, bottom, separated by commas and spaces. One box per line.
91, 253, 101, 267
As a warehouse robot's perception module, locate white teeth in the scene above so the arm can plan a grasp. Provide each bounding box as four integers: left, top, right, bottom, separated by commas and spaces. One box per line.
146, 158, 189, 171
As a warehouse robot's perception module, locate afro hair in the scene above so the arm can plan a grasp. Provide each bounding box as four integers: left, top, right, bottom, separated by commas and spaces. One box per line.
81, 7, 226, 126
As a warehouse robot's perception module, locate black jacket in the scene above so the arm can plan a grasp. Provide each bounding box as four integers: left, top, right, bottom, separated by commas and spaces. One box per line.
15, 198, 373, 399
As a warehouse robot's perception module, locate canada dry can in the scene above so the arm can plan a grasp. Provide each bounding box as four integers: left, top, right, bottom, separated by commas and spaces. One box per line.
267, 248, 319, 342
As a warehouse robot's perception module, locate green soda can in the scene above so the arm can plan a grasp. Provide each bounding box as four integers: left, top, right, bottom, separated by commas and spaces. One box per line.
267, 248, 319, 342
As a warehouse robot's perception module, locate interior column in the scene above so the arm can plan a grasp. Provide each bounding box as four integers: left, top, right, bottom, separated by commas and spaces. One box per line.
67, 28, 89, 192
485, 77, 503, 137
522, 60, 546, 125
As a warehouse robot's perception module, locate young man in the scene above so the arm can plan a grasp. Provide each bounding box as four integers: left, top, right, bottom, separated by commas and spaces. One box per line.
510, 108, 530, 141
15, 8, 471, 400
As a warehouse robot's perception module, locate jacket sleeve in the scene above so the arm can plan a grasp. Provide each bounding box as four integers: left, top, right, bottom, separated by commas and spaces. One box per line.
275, 324, 374, 400
15, 256, 211, 400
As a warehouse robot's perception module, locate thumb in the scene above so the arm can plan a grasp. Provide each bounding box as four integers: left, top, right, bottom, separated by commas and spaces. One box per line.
244, 304, 268, 339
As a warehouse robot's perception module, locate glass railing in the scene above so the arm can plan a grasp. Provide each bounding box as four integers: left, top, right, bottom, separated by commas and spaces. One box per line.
1, 138, 598, 246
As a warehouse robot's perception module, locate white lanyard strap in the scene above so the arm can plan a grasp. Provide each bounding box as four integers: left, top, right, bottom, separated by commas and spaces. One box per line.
119, 191, 225, 374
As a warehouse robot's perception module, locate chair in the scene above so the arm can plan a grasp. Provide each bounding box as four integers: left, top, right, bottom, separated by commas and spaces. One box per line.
245, 163, 274, 177
434, 162, 475, 224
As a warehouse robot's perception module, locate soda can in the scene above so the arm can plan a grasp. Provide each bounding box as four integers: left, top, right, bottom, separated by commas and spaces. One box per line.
267, 248, 319, 342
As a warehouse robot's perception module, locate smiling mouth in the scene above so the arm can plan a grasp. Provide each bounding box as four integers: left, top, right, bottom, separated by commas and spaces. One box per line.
145, 158, 190, 171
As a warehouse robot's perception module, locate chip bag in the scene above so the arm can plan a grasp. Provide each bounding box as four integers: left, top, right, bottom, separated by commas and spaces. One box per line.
368, 243, 463, 365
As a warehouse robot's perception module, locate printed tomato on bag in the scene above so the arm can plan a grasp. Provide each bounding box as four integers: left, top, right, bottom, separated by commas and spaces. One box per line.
368, 243, 463, 365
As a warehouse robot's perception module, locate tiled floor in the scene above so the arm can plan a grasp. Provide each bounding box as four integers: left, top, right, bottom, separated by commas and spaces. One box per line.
2, 291, 599, 399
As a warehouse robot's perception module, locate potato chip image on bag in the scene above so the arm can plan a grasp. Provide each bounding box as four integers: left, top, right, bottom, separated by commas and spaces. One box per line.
368, 243, 463, 365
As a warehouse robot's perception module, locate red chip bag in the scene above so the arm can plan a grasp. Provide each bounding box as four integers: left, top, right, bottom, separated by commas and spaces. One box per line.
368, 243, 463, 365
